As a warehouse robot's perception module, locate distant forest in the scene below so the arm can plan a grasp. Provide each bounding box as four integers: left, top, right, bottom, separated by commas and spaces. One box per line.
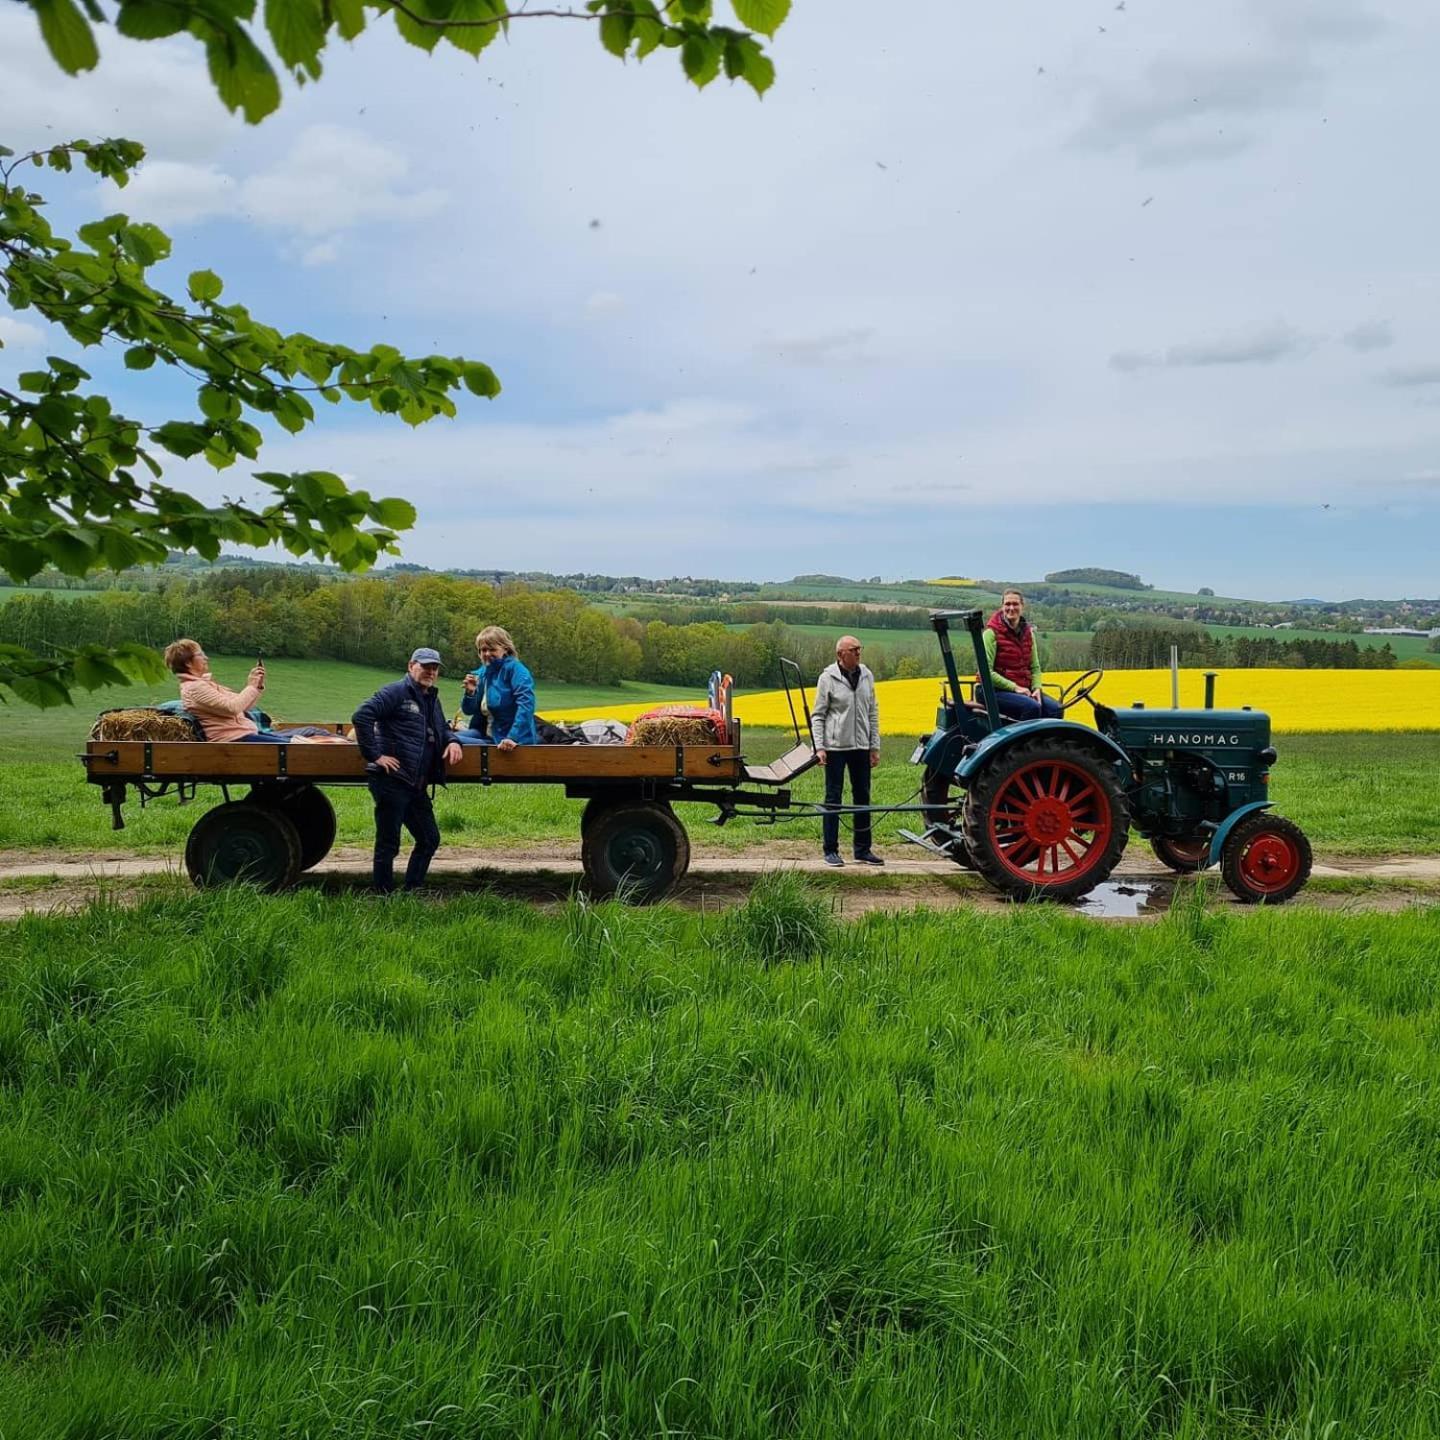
0, 571, 1402, 687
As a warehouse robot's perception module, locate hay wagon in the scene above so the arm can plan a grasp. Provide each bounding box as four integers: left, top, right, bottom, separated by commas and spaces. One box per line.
80, 690, 818, 901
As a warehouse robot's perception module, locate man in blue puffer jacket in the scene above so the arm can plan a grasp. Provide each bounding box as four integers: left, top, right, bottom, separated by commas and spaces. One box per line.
458, 625, 537, 748
352, 648, 464, 894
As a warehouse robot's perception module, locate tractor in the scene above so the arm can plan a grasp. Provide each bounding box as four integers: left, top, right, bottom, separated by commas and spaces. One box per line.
899, 610, 1313, 904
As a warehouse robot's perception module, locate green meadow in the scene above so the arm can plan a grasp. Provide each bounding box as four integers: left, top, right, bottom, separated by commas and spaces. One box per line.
2, 886, 1439, 1436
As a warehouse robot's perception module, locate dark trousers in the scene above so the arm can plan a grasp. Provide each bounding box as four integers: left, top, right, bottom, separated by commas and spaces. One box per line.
995, 690, 1063, 722
822, 748, 873, 856
368, 777, 440, 892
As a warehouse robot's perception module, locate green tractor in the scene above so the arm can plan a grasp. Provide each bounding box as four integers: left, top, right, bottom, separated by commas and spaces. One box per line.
901, 610, 1313, 904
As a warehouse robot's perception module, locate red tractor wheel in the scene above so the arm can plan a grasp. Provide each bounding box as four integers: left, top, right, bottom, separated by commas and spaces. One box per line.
1220, 813, 1312, 904
1150, 835, 1211, 873
962, 738, 1129, 901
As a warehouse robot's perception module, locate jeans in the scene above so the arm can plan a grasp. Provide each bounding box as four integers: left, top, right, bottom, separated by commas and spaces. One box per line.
822, 748, 873, 856
368, 776, 440, 892
995, 691, 1063, 722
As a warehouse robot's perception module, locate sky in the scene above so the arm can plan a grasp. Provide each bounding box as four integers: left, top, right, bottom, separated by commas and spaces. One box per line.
2, 0, 1438, 600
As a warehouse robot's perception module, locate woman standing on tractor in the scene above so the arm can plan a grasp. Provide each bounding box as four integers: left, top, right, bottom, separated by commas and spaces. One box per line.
984, 590, 1063, 721
458, 626, 537, 750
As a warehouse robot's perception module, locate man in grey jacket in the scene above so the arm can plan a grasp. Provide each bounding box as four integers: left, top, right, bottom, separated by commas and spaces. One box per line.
811, 636, 884, 866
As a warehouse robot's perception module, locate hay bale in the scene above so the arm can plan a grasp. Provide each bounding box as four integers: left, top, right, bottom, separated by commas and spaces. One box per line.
626, 707, 727, 747
90, 708, 202, 742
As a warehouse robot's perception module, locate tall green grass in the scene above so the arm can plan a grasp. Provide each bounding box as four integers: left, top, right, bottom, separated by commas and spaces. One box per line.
2, 891, 1440, 1435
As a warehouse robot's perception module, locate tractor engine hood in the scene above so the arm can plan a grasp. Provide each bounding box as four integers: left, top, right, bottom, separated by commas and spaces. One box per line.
1106, 707, 1271, 749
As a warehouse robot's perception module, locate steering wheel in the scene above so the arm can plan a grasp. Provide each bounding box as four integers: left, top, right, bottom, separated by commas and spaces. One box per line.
1056, 668, 1105, 712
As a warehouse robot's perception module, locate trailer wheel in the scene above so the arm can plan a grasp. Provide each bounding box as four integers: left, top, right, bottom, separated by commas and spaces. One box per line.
185, 801, 302, 892
1150, 835, 1210, 873
1221, 813, 1311, 904
962, 737, 1129, 901
252, 784, 336, 871
581, 801, 690, 902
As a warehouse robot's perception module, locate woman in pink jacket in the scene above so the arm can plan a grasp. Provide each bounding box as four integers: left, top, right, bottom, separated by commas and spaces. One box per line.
163, 639, 345, 743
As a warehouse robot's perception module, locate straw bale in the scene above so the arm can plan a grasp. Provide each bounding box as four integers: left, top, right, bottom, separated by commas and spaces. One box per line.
90, 709, 202, 742
626, 711, 725, 747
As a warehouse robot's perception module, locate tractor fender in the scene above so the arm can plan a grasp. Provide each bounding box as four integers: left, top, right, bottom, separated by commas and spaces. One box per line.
918, 727, 972, 781
956, 719, 1133, 784
1206, 801, 1274, 868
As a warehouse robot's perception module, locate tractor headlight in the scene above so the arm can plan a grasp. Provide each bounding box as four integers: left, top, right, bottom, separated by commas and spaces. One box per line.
1258, 747, 1277, 766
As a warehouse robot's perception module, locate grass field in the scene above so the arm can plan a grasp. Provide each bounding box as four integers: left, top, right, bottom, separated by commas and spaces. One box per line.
0, 586, 110, 604
0, 655, 702, 766
1203, 624, 1437, 662
2, 889, 1439, 1435
3, 732, 1436, 858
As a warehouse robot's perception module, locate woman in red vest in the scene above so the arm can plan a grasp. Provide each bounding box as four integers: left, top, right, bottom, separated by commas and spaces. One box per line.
983, 590, 1062, 721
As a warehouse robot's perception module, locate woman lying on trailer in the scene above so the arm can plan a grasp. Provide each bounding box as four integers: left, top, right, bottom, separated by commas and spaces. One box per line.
163, 639, 351, 744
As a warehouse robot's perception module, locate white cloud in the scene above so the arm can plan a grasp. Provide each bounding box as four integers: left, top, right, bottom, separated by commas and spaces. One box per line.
584, 291, 624, 314
1343, 320, 1394, 353
1112, 324, 1317, 372
0, 314, 47, 350
302, 240, 342, 267
104, 125, 447, 243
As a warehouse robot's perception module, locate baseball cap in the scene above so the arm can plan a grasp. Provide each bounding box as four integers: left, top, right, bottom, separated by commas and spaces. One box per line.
409, 647, 443, 666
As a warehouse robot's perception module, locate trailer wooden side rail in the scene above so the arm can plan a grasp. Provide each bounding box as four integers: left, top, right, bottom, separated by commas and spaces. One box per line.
81, 725, 815, 900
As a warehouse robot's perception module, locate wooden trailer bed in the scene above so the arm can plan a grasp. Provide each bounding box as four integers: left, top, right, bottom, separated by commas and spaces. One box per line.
80, 725, 817, 900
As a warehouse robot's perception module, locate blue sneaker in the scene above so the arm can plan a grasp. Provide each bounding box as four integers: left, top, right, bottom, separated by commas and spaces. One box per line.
823, 852, 844, 867
854, 851, 885, 866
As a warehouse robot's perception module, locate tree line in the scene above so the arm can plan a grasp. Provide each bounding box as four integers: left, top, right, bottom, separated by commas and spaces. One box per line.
0, 573, 916, 689
1090, 621, 1397, 670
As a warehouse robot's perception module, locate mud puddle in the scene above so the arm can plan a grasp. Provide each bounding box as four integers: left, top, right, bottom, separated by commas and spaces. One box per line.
1073, 880, 1176, 919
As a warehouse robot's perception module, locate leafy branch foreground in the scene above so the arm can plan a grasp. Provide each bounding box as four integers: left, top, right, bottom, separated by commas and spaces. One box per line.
1, 139, 497, 706
16, 0, 790, 121
3, 887, 1440, 1436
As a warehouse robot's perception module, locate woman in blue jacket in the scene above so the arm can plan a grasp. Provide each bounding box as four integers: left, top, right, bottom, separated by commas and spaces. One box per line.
459, 626, 537, 748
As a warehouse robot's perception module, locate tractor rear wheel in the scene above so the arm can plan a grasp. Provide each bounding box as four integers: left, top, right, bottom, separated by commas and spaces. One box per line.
580, 801, 690, 903
1150, 835, 1210, 873
962, 737, 1129, 901
251, 784, 337, 871
1221, 813, 1311, 904
185, 801, 302, 892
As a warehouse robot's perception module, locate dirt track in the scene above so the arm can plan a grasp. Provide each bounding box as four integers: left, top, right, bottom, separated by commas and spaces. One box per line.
1, 846, 1437, 922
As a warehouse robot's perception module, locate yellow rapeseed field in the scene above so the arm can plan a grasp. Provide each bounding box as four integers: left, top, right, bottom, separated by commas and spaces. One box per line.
547, 669, 1440, 734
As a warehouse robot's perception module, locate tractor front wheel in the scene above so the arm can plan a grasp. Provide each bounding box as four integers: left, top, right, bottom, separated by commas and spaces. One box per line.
962, 738, 1129, 901
1220, 813, 1311, 904
1150, 835, 1211, 873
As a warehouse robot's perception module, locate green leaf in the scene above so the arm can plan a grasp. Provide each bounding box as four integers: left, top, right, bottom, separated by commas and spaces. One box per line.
731, 0, 789, 35
205, 25, 283, 123
265, 0, 326, 73
390, 0, 443, 53
599, 10, 633, 56
727, 33, 773, 94
198, 384, 240, 421
682, 33, 722, 86
115, 1, 188, 39
462, 361, 501, 398
633, 12, 665, 56
18, 372, 51, 393
441, 0, 502, 57
152, 421, 210, 459
1, 670, 74, 709
124, 346, 157, 370
188, 269, 224, 302
33, 0, 99, 75
328, 0, 366, 40
369, 496, 417, 529
72, 652, 135, 690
